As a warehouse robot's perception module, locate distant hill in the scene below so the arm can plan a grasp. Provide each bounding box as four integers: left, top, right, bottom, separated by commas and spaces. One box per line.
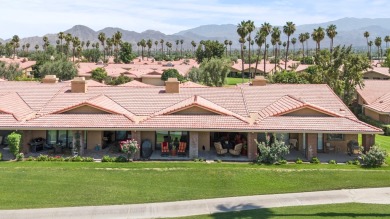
2, 17, 390, 50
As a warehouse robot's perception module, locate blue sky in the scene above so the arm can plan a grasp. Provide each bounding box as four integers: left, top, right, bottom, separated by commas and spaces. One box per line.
0, 0, 389, 39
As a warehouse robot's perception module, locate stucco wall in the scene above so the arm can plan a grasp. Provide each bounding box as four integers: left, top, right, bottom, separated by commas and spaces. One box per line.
64, 105, 108, 114
364, 108, 380, 121
141, 77, 165, 86
198, 132, 210, 151
174, 107, 216, 115
141, 131, 156, 150
363, 71, 390, 80
324, 134, 357, 153
379, 114, 390, 124
87, 131, 102, 150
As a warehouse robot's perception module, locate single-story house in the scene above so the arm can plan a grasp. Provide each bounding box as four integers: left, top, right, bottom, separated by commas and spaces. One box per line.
362, 66, 390, 80
0, 57, 36, 78
356, 80, 390, 124
0, 76, 381, 160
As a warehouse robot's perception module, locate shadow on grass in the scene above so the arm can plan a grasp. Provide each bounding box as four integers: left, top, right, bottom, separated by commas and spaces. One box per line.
210, 207, 390, 219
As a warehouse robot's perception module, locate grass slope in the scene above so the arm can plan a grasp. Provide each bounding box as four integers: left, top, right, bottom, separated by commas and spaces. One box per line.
1, 162, 390, 209
177, 203, 390, 219
225, 77, 249, 85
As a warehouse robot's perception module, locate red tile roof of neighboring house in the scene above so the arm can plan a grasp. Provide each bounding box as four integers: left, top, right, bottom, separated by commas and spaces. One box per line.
0, 80, 381, 133
356, 80, 390, 105
365, 66, 390, 77
0, 57, 36, 70
295, 64, 312, 73
179, 81, 207, 88
119, 80, 154, 87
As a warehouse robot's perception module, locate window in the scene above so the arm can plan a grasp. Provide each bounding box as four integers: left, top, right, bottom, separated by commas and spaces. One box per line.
327, 134, 343, 141
46, 130, 87, 148
155, 131, 189, 150
115, 131, 130, 141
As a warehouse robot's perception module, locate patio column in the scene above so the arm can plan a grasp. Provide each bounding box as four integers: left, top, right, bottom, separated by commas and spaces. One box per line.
131, 131, 141, 159
247, 132, 257, 160
306, 133, 318, 160
21, 130, 33, 153
302, 133, 306, 158
189, 131, 199, 159
79, 130, 85, 156
362, 134, 375, 152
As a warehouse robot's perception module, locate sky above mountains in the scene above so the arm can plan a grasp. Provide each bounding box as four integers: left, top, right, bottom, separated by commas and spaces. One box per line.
1, 0, 389, 39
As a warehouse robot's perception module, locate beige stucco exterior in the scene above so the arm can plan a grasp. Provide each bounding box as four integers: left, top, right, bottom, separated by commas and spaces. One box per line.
87, 131, 102, 150
285, 108, 331, 117
365, 108, 380, 121
198, 132, 210, 151
141, 77, 165, 86
363, 71, 390, 80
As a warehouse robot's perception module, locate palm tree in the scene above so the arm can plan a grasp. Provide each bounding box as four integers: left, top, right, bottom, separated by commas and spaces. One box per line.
237, 20, 249, 81
26, 43, 30, 54
98, 32, 106, 62
11, 35, 19, 58
283, 21, 296, 69
140, 39, 146, 60
304, 32, 310, 57
271, 38, 277, 69
245, 20, 255, 78
34, 44, 39, 52
86, 40, 90, 49
224, 39, 229, 56
384, 35, 390, 49
368, 40, 373, 61
291, 37, 297, 60
299, 33, 306, 62
364, 31, 370, 58
22, 44, 25, 53
375, 37, 382, 60
65, 33, 72, 56
180, 39, 184, 57
42, 36, 49, 51
58, 32, 64, 55
72, 37, 80, 62
311, 27, 325, 54
271, 27, 281, 68
191, 40, 197, 54
147, 39, 152, 60
154, 40, 158, 54
326, 24, 337, 53
106, 38, 113, 57
254, 30, 265, 76
160, 39, 164, 54
113, 31, 122, 59
228, 40, 232, 56
260, 22, 272, 74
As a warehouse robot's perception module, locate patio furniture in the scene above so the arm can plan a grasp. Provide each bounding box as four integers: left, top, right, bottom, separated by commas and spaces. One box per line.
29, 137, 45, 153
347, 140, 360, 155
214, 142, 227, 156
161, 142, 169, 157
326, 143, 335, 153
289, 139, 298, 150
229, 143, 243, 156
177, 142, 187, 156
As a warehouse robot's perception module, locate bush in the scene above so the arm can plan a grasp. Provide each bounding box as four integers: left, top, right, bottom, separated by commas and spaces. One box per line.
328, 159, 337, 164
278, 159, 287, 165
216, 159, 222, 163
36, 154, 49, 161
102, 155, 114, 162
26, 156, 35, 161
310, 157, 320, 164
346, 160, 354, 165
0, 152, 2, 161
353, 159, 361, 166
7, 132, 21, 158
16, 153, 24, 161
71, 156, 83, 162
82, 157, 94, 162
295, 157, 303, 164
361, 146, 388, 167
256, 139, 290, 164
161, 68, 184, 82
115, 155, 127, 163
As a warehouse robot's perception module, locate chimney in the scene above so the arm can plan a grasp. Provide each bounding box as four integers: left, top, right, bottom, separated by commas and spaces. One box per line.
165, 78, 180, 93
42, 75, 58, 84
252, 76, 267, 86
71, 77, 87, 93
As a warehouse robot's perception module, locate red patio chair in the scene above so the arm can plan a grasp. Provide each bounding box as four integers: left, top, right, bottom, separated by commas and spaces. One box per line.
161, 142, 169, 156
177, 142, 187, 156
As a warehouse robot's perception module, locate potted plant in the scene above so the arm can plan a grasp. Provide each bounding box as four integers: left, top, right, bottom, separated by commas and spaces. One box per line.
171, 144, 177, 156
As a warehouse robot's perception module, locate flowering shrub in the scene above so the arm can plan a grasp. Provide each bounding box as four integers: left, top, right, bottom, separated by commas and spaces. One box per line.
120, 139, 139, 161
16, 153, 24, 161
361, 146, 388, 167
256, 139, 290, 164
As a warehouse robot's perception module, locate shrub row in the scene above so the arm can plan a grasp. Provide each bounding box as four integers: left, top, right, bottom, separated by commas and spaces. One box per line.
27, 154, 94, 162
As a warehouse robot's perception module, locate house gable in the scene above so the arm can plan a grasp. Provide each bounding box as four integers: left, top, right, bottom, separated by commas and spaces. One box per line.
61, 104, 111, 114
281, 107, 332, 117
171, 106, 221, 115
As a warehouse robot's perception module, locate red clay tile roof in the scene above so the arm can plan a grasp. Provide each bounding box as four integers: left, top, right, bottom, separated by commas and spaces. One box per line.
356, 80, 390, 105
179, 81, 207, 88
365, 92, 390, 113
119, 80, 154, 87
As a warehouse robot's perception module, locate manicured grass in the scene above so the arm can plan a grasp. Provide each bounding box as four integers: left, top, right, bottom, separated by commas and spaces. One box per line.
177, 203, 390, 219
225, 77, 249, 85
1, 162, 390, 209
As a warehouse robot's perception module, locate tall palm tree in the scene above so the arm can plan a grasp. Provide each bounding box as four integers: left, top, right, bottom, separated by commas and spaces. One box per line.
160, 39, 164, 54
175, 40, 179, 53
180, 39, 184, 57
98, 32, 106, 62
42, 36, 49, 51
384, 35, 390, 49
254, 30, 265, 76
147, 39, 152, 60
245, 20, 255, 78
326, 24, 337, 53
86, 40, 90, 49
304, 32, 310, 57
311, 27, 325, 54
260, 22, 272, 74
140, 39, 146, 60
11, 35, 19, 58
34, 44, 39, 52
291, 37, 297, 60
271, 27, 281, 68
237, 20, 249, 82
72, 37, 80, 62
364, 31, 370, 58
26, 43, 30, 54
374, 37, 382, 60
368, 40, 373, 61
299, 33, 306, 62
106, 38, 113, 56
224, 39, 229, 56
113, 31, 122, 59
228, 40, 232, 56
65, 33, 73, 57
154, 40, 158, 54
191, 40, 197, 54
283, 21, 296, 69
58, 32, 64, 55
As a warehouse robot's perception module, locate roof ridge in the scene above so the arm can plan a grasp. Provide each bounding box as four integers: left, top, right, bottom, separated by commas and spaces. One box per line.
345, 117, 383, 132
240, 87, 250, 116
36, 84, 69, 116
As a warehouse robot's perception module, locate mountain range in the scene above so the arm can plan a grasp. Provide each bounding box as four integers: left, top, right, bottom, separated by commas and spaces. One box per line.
1, 17, 389, 50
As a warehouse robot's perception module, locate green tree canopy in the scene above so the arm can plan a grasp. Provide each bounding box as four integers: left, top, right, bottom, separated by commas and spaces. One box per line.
195, 40, 225, 63
161, 68, 184, 82
271, 70, 308, 84
119, 42, 136, 64
39, 57, 78, 81
106, 75, 132, 85
0, 61, 23, 80
199, 58, 230, 87
91, 67, 108, 83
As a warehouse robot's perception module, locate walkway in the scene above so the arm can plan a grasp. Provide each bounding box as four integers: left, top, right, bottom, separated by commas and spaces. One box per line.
1, 187, 390, 219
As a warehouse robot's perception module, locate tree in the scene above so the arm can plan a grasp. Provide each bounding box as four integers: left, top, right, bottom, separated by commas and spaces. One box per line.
7, 132, 21, 158
106, 75, 132, 85
254, 29, 265, 76
154, 40, 158, 54
245, 20, 255, 78
113, 31, 122, 63
139, 39, 146, 60
312, 27, 325, 54
237, 20, 248, 82
58, 31, 64, 55
39, 57, 78, 81
71, 37, 80, 62
161, 68, 184, 82
224, 40, 229, 56
199, 58, 230, 87
160, 39, 164, 54
283, 21, 296, 69
98, 32, 106, 62
119, 42, 135, 64
35, 44, 39, 51
364, 31, 370, 58
195, 40, 225, 63
65, 33, 73, 57
271, 27, 281, 69
175, 39, 179, 53
180, 39, 184, 56
11, 35, 19, 58
147, 39, 152, 60
260, 22, 272, 73
191, 40, 197, 54
228, 40, 232, 56
42, 36, 50, 51
188, 67, 202, 83
299, 33, 306, 62
375, 37, 382, 60
0, 61, 23, 80
271, 70, 308, 84
385, 35, 390, 50
304, 32, 310, 57
291, 37, 297, 60
368, 40, 373, 61
326, 24, 337, 53
26, 43, 30, 54
91, 67, 108, 83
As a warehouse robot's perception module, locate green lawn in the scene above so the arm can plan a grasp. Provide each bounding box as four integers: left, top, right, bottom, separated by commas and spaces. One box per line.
225, 77, 249, 85
176, 203, 390, 219
1, 162, 390, 209
359, 134, 390, 163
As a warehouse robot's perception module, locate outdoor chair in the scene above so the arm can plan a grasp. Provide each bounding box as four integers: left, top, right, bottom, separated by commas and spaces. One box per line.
289, 139, 298, 150
214, 142, 227, 156
229, 143, 243, 156
161, 142, 169, 156
177, 142, 187, 156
